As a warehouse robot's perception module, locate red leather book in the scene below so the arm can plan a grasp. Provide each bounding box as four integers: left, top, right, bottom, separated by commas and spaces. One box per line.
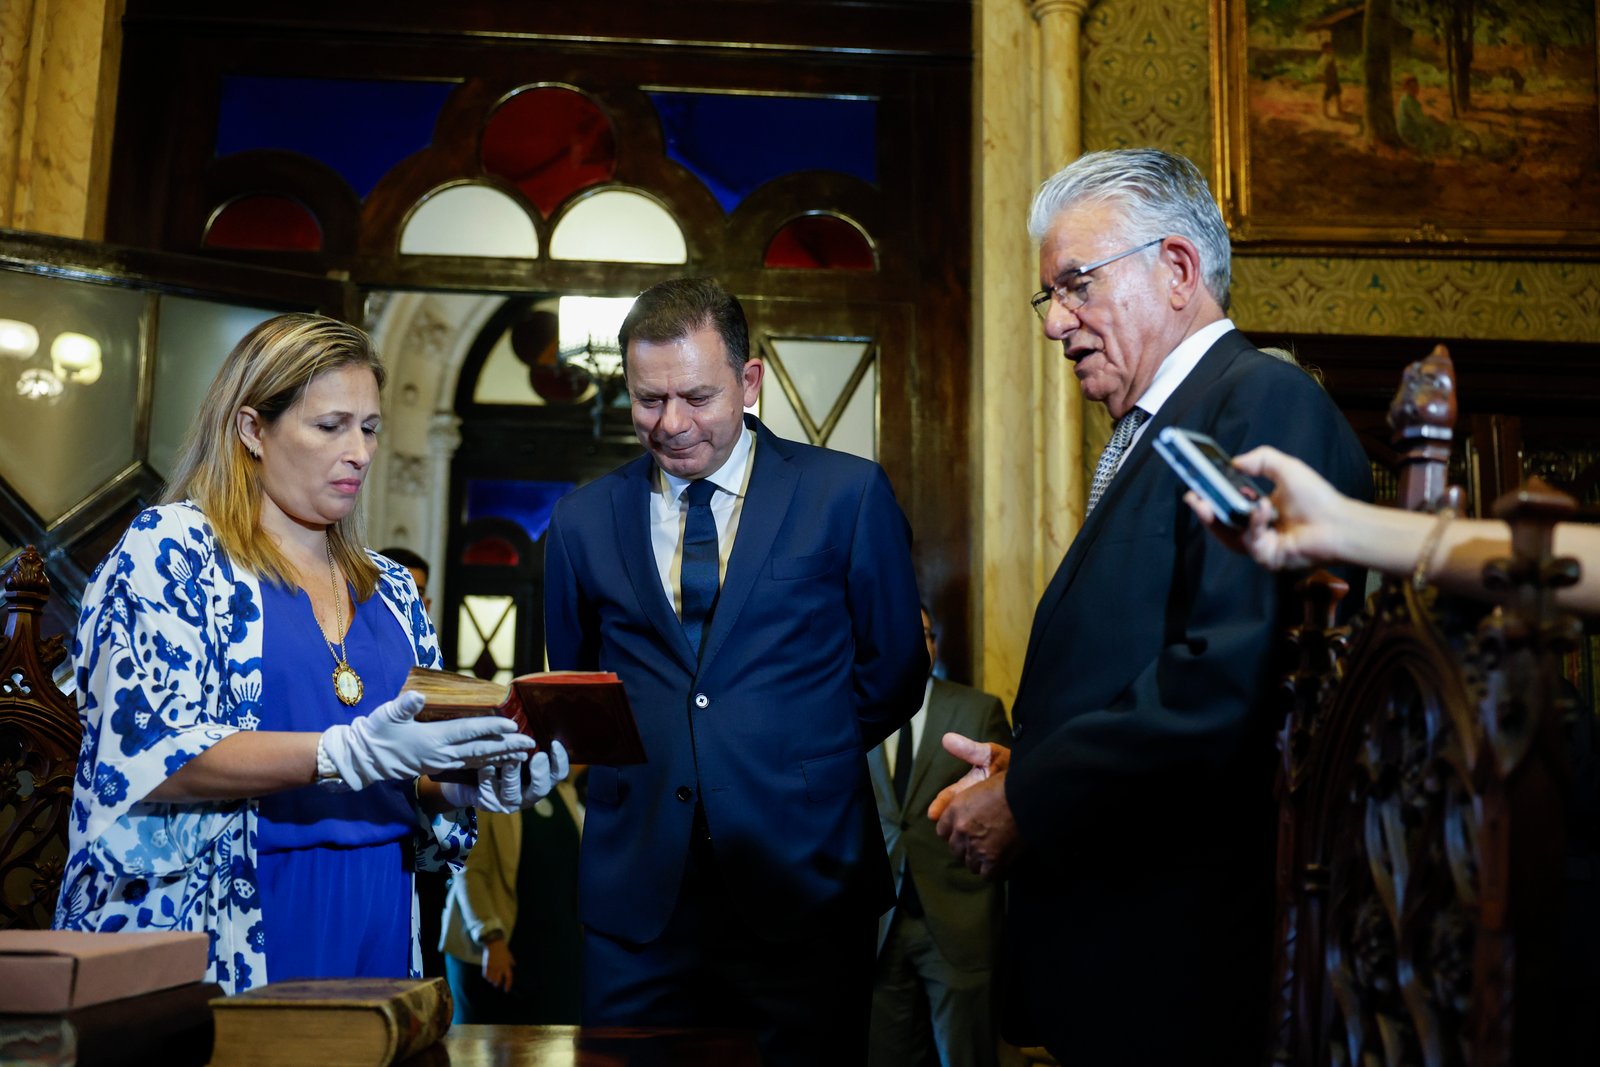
408, 666, 646, 766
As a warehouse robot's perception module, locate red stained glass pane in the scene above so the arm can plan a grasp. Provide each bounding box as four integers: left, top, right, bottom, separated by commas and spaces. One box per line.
204, 194, 322, 251
462, 535, 520, 567
763, 215, 875, 270
481, 87, 617, 218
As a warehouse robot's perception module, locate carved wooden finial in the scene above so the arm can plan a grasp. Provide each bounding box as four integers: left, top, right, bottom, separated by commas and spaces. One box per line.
1389, 344, 1456, 512
1, 546, 50, 614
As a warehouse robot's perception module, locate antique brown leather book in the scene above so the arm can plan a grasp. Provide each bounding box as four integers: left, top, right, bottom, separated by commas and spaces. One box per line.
407, 666, 646, 766
209, 977, 450, 1067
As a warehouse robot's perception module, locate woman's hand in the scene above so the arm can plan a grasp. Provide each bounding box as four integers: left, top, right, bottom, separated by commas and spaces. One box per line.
319, 691, 536, 792
1185, 445, 1352, 572
437, 740, 571, 813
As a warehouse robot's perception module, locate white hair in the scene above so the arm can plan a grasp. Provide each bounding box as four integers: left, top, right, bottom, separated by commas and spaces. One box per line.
1028, 149, 1233, 312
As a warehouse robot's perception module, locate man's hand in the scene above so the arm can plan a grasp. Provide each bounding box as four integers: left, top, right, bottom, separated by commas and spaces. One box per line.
482, 938, 515, 992
927, 732, 1009, 821
929, 732, 1021, 879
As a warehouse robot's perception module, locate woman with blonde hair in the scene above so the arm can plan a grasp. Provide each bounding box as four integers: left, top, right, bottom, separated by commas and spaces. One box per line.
54, 312, 561, 992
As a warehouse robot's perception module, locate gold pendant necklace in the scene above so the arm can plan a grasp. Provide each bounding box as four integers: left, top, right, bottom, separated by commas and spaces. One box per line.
322, 536, 364, 706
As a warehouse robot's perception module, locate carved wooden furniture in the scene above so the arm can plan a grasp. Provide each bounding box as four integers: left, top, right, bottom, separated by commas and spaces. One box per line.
0, 546, 80, 929
1270, 346, 1579, 1065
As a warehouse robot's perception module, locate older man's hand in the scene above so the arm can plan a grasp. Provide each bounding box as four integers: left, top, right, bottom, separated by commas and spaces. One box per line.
929, 733, 1022, 879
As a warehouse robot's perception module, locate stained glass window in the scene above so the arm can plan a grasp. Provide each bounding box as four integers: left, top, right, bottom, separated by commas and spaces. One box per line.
481, 87, 617, 217
549, 190, 686, 263
216, 76, 457, 199
465, 479, 574, 543
648, 91, 877, 214
401, 185, 539, 257
764, 214, 875, 269
759, 338, 876, 461
205, 195, 322, 251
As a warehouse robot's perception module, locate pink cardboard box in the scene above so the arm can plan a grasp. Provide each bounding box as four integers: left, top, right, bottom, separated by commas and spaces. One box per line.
0, 930, 208, 1013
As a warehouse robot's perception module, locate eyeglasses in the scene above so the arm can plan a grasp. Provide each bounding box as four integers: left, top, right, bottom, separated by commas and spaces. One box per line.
1030, 237, 1165, 321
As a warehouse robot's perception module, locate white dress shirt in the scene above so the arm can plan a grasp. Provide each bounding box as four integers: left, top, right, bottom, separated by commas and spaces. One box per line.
883, 677, 936, 782
1122, 318, 1236, 462
649, 425, 756, 616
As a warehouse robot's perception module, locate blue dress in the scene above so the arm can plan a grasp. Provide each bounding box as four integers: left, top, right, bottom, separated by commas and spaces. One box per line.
255, 580, 416, 980
54, 501, 472, 994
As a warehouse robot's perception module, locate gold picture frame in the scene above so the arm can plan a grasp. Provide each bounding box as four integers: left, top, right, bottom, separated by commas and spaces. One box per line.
1210, 0, 1600, 256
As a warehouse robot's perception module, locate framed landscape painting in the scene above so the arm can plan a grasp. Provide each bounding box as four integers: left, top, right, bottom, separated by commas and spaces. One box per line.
1210, 0, 1600, 254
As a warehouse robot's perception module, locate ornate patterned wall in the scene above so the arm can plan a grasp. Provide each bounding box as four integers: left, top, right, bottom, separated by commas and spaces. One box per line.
1080, 0, 1600, 343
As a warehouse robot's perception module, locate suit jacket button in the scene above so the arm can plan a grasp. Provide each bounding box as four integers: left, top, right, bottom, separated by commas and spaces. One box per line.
1012, 721, 1024, 739
694, 693, 710, 709
675, 786, 693, 802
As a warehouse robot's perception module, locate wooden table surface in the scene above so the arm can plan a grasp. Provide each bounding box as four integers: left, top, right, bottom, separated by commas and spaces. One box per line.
402, 1023, 763, 1066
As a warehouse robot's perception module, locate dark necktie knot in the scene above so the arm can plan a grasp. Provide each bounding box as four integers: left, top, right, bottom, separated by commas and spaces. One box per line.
683, 478, 718, 507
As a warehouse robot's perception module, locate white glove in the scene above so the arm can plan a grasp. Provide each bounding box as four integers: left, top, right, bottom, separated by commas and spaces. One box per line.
318, 690, 535, 792
438, 741, 569, 813
520, 740, 570, 806
439, 763, 523, 814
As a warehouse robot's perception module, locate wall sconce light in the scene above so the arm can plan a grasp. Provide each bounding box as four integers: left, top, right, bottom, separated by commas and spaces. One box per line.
0, 319, 39, 360
16, 368, 65, 402
51, 331, 103, 384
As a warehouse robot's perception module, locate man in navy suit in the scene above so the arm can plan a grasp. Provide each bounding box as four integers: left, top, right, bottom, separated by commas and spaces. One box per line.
932, 150, 1372, 1064
544, 276, 928, 1065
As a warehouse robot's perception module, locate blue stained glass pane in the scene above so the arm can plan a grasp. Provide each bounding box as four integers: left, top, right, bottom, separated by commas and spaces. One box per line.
465, 480, 575, 543
648, 92, 877, 214
216, 76, 458, 199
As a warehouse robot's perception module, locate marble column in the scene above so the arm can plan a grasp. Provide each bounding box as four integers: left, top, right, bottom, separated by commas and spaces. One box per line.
1030, 0, 1095, 574
0, 0, 122, 239
425, 412, 463, 613
973, 0, 1092, 705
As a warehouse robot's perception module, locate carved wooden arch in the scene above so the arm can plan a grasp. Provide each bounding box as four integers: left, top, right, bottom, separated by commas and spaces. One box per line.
0, 546, 80, 930
1273, 347, 1577, 1066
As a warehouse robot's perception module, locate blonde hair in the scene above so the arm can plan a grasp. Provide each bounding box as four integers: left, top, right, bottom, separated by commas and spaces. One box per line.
161, 313, 387, 599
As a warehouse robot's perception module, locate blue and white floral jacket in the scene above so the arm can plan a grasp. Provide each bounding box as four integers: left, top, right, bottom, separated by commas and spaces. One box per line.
52, 502, 472, 993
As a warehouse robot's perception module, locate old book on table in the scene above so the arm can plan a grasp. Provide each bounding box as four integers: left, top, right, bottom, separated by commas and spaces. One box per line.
408, 666, 647, 766
208, 977, 451, 1067
0, 930, 209, 1013
0, 981, 221, 1067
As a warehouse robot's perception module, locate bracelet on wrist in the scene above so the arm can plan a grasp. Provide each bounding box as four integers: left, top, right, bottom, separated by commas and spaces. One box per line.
1412, 505, 1456, 593
314, 733, 350, 791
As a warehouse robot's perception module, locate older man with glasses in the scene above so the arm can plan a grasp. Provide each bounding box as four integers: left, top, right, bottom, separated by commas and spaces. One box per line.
931, 148, 1372, 1065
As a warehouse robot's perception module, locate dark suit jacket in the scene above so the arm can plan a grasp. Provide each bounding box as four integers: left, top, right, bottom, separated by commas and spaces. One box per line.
544, 414, 928, 946
1003, 332, 1372, 1063
868, 678, 1011, 973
